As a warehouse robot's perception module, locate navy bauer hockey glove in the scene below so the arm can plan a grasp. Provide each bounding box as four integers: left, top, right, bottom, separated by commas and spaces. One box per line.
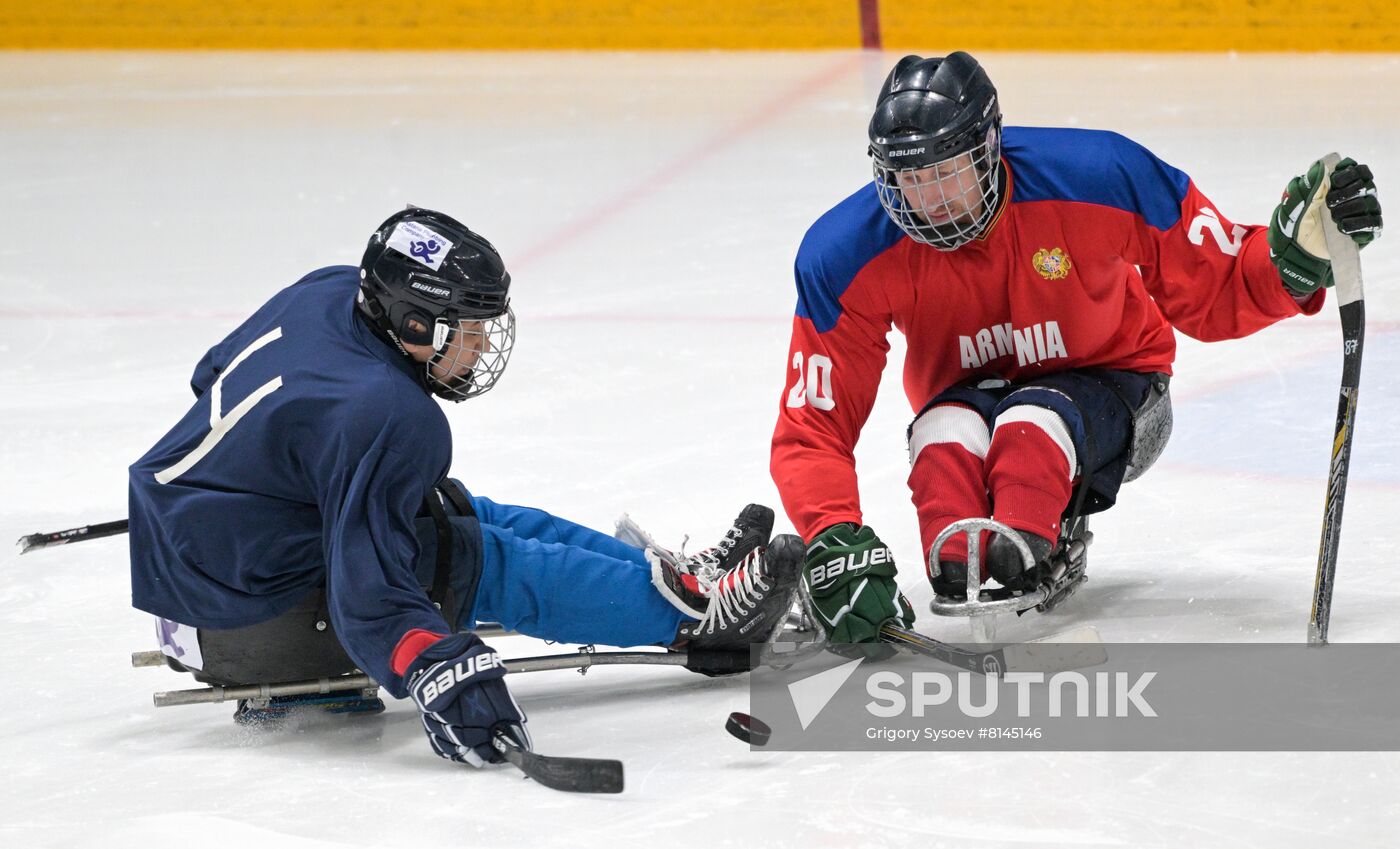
1269, 157, 1382, 295
405, 632, 530, 767
803, 524, 915, 643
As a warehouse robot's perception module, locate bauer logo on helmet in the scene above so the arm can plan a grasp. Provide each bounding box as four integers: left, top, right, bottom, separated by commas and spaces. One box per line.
409, 280, 452, 300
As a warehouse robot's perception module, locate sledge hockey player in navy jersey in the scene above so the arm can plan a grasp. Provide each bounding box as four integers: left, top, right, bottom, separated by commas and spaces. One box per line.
772, 52, 1383, 641
129, 207, 801, 765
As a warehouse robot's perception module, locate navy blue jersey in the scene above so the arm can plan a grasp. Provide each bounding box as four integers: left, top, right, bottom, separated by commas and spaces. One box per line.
129, 266, 451, 696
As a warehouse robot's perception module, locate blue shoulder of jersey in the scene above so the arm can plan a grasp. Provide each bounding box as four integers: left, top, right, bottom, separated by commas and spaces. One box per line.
793, 182, 906, 334
1002, 126, 1191, 231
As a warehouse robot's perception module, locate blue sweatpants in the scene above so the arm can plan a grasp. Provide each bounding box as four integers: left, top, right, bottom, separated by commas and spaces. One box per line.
418, 489, 687, 649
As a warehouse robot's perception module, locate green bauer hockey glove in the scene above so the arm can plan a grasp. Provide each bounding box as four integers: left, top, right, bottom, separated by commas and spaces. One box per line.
1268, 157, 1383, 295
802, 524, 915, 643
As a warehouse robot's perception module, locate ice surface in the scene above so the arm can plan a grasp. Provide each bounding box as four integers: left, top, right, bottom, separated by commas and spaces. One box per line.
2, 50, 1398, 848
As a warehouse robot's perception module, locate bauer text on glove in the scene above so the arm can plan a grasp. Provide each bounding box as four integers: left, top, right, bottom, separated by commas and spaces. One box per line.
1268, 157, 1382, 295
802, 524, 915, 643
404, 631, 529, 767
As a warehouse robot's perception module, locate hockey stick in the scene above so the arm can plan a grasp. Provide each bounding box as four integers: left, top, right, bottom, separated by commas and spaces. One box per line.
879, 622, 1107, 675
492, 731, 624, 794
17, 519, 128, 554
792, 576, 1105, 674
1308, 151, 1367, 646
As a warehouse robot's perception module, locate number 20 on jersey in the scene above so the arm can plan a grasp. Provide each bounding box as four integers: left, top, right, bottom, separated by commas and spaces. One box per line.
786, 352, 835, 410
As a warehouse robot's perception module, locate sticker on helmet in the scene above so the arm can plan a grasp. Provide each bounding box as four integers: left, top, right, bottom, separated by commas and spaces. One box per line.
388, 221, 455, 271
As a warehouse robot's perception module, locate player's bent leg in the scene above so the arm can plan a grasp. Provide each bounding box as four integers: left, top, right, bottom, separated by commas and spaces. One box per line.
1008, 370, 1154, 504
985, 371, 1151, 587
986, 402, 1077, 535
985, 401, 1074, 585
907, 388, 997, 592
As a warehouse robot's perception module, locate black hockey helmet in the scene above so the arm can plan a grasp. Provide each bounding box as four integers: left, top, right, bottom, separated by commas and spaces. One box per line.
868, 52, 1004, 250
359, 207, 516, 401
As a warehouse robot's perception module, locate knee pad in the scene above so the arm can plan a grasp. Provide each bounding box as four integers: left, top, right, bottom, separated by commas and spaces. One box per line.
907, 403, 992, 464
1123, 375, 1172, 483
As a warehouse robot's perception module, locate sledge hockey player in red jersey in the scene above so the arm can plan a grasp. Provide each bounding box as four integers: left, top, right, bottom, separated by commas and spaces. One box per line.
771, 52, 1383, 641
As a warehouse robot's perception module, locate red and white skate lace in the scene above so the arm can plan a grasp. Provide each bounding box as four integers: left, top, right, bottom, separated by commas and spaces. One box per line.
684, 548, 773, 636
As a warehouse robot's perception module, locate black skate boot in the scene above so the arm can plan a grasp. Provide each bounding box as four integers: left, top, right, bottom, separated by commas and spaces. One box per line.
987, 530, 1054, 590
662, 534, 803, 650
645, 504, 774, 616
677, 503, 775, 583
930, 559, 969, 599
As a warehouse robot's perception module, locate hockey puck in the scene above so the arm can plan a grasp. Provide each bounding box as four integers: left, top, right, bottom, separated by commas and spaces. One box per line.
725, 711, 772, 747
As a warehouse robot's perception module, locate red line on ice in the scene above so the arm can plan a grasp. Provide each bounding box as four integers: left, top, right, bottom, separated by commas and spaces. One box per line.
509, 53, 865, 271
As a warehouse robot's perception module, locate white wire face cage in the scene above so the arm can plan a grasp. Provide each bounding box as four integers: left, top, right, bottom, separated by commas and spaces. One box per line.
425, 306, 516, 402
872, 126, 1002, 251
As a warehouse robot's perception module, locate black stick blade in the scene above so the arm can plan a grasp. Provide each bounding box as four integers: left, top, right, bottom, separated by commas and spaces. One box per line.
493, 734, 624, 794
514, 749, 624, 794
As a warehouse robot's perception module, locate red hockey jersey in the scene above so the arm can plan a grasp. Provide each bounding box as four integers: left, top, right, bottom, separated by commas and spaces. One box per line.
771, 126, 1322, 541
